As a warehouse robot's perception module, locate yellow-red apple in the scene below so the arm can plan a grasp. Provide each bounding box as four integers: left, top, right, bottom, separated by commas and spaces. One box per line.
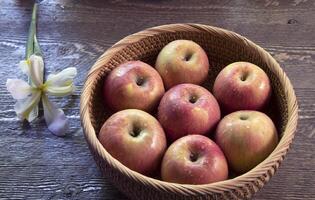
104, 61, 165, 112
158, 84, 220, 142
215, 110, 278, 174
161, 135, 228, 184
155, 40, 209, 89
98, 109, 167, 175
213, 62, 271, 113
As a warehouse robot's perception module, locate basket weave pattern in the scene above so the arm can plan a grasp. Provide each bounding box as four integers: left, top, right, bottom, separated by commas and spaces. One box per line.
80, 24, 298, 200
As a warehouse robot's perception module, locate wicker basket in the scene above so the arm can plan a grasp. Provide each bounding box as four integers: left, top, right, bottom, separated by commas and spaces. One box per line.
80, 24, 298, 200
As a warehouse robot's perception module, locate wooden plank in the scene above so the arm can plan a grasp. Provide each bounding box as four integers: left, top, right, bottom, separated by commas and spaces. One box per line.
0, 0, 314, 199
0, 38, 314, 90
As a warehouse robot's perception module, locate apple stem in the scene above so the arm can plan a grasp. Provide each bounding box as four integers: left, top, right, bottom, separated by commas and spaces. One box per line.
189, 152, 199, 162
130, 126, 141, 137
189, 95, 198, 104
240, 115, 249, 120
240, 72, 249, 81
136, 76, 145, 86
184, 53, 193, 61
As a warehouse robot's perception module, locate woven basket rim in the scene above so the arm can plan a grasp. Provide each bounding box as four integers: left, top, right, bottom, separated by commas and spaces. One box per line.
80, 23, 299, 194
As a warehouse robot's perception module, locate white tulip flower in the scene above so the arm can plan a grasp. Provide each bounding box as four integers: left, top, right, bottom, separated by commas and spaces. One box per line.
6, 54, 77, 136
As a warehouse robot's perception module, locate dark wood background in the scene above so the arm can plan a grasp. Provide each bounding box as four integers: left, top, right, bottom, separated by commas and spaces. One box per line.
0, 0, 314, 199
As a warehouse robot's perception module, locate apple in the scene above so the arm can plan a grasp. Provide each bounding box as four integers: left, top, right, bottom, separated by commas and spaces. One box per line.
215, 110, 278, 174
161, 135, 228, 184
104, 61, 165, 112
98, 109, 167, 175
158, 83, 221, 142
213, 62, 271, 113
155, 40, 209, 89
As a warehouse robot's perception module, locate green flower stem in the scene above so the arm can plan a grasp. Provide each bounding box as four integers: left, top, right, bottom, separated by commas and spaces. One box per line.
26, 3, 42, 59
25, 2, 43, 117
26, 3, 37, 59
26, 3, 43, 86
33, 33, 42, 56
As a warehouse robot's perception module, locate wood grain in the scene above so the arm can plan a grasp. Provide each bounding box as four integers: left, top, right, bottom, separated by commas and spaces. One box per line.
0, 0, 314, 199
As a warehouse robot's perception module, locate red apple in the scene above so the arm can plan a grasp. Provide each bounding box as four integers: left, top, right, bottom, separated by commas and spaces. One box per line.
215, 110, 278, 174
98, 109, 167, 175
161, 135, 228, 184
104, 61, 165, 112
155, 40, 209, 89
158, 84, 221, 142
213, 62, 271, 113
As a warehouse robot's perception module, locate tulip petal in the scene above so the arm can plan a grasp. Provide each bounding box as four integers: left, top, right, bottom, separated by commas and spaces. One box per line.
14, 91, 41, 122
27, 105, 38, 122
29, 55, 44, 87
19, 60, 30, 75
46, 67, 77, 87
6, 79, 32, 100
45, 84, 75, 97
42, 94, 69, 137
47, 112, 69, 137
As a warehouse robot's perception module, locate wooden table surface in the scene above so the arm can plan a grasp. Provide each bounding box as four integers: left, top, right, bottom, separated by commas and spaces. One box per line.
1, 0, 314, 199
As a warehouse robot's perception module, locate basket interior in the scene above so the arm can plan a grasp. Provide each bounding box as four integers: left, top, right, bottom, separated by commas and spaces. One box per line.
88, 30, 288, 157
